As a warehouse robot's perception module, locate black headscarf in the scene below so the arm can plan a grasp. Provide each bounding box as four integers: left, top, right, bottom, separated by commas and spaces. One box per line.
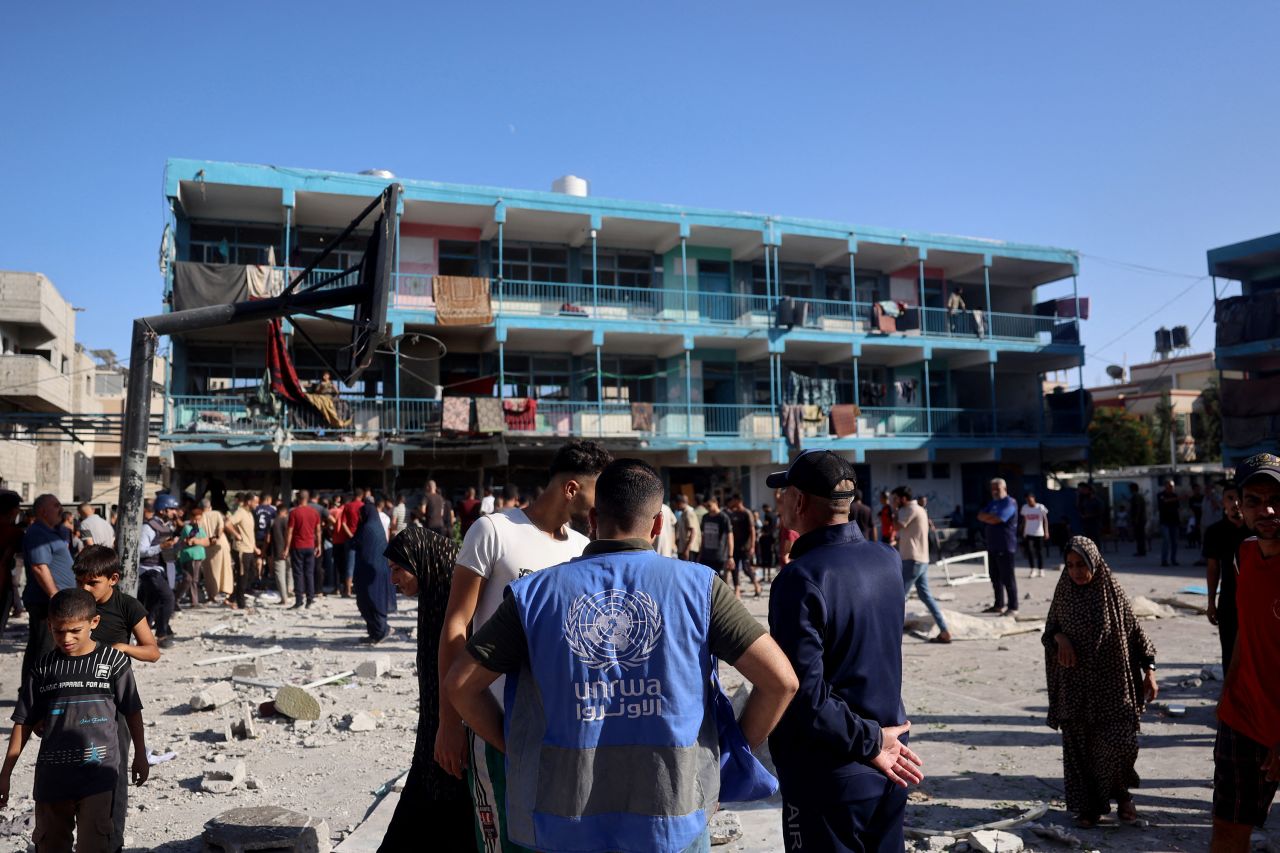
1043, 536, 1156, 729
384, 525, 458, 585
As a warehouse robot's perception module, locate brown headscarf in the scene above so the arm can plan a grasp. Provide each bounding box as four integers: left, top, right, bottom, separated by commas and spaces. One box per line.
1043, 536, 1156, 730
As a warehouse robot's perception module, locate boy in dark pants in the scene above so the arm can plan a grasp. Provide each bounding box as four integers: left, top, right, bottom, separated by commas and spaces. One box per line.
76, 545, 161, 852
0, 588, 149, 852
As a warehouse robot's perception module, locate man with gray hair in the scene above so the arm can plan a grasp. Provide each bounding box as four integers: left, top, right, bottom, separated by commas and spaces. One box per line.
21, 495, 75, 681
77, 503, 115, 549
977, 477, 1019, 615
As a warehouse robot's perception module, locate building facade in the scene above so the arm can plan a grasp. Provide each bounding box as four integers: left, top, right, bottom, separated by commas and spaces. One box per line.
1208, 232, 1280, 466
159, 159, 1088, 514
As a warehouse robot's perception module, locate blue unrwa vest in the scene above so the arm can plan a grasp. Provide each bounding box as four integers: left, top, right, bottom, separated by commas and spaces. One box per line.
503, 548, 720, 853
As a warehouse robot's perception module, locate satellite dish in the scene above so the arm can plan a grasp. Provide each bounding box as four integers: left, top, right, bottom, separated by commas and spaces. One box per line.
1106, 365, 1125, 381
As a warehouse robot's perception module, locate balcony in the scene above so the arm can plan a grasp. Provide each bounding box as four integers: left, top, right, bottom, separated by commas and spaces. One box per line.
0, 272, 70, 344
0, 355, 71, 412
165, 395, 1081, 447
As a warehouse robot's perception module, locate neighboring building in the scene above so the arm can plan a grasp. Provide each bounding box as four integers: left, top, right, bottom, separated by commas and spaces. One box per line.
1088, 351, 1237, 463
1208, 232, 1280, 466
158, 159, 1089, 514
86, 351, 166, 507
0, 271, 80, 501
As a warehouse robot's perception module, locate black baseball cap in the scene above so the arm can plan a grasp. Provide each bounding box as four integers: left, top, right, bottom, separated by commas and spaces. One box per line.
766, 450, 857, 499
1235, 453, 1280, 489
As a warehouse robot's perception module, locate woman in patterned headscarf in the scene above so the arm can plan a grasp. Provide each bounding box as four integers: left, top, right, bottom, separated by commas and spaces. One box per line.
1043, 535, 1159, 827
376, 526, 471, 851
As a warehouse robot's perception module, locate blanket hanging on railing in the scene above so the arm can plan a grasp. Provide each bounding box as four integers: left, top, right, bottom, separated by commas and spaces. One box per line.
785, 371, 837, 413
266, 318, 310, 406
502, 398, 538, 431
434, 276, 493, 325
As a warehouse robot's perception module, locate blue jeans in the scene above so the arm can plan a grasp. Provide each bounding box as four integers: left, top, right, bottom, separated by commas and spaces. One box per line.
903, 560, 948, 632
682, 827, 711, 853
1161, 524, 1179, 564
344, 542, 357, 581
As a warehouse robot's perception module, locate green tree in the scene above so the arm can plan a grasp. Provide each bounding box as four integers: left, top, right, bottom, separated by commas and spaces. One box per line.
1149, 390, 1183, 465
1090, 406, 1155, 469
1194, 376, 1222, 462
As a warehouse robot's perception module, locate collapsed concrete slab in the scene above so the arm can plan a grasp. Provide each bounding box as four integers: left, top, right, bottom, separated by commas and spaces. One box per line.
202, 805, 330, 853
191, 681, 239, 711
200, 760, 246, 794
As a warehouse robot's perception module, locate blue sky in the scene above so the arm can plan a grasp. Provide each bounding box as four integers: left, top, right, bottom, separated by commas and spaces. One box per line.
1, 2, 1276, 386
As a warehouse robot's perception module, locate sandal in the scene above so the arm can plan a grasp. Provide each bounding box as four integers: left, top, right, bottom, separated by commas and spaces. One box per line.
1117, 799, 1138, 823
928, 635, 952, 644
1075, 815, 1099, 829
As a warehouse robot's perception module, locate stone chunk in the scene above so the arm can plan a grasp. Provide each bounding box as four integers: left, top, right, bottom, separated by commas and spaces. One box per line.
191, 681, 238, 711
274, 685, 321, 721
202, 805, 330, 853
969, 829, 1023, 853
355, 656, 391, 679
709, 811, 742, 846
347, 711, 377, 733
200, 760, 246, 794
231, 703, 258, 740
232, 662, 260, 679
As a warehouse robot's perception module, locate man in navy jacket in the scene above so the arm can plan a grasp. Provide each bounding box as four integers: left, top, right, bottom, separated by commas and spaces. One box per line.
767, 451, 924, 852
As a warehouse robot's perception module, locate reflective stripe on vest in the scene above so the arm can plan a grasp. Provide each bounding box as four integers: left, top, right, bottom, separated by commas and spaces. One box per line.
504, 549, 720, 853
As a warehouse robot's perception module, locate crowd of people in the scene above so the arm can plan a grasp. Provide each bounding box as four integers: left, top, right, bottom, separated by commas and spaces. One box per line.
0, 446, 1276, 852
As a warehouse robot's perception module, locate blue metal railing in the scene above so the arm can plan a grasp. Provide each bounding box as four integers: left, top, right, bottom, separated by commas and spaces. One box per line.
166, 395, 441, 437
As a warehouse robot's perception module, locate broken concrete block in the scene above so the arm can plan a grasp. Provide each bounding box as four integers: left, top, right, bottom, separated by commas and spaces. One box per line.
709, 810, 742, 845
355, 656, 391, 679
1130, 596, 1177, 619
922, 837, 957, 851
190, 681, 238, 711
202, 805, 330, 853
970, 829, 1023, 853
231, 703, 258, 740
244, 776, 260, 791
347, 711, 377, 733
274, 685, 321, 721
232, 662, 260, 679
200, 760, 246, 794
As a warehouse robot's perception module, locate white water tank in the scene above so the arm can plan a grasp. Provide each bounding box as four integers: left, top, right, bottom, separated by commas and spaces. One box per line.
552, 175, 589, 197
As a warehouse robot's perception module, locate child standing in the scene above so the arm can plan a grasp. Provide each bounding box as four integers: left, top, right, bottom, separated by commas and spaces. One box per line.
75, 545, 160, 851
0, 588, 148, 851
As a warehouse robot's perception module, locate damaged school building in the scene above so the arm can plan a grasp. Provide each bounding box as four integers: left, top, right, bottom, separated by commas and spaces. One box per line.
159, 159, 1089, 512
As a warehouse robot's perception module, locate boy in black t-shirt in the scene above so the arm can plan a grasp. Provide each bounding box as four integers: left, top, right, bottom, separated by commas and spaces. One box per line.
76, 545, 159, 850
0, 588, 148, 850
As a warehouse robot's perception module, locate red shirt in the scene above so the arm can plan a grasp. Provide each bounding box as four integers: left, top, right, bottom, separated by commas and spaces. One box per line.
879, 505, 896, 541
457, 499, 482, 534
333, 501, 361, 545
1218, 537, 1280, 747
286, 504, 322, 550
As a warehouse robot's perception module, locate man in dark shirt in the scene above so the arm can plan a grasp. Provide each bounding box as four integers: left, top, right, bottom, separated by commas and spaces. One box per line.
456, 486, 482, 536
978, 478, 1019, 615
1157, 480, 1181, 566
21, 494, 76, 683
266, 508, 290, 604
698, 498, 734, 583
1129, 484, 1148, 556
727, 495, 761, 598
851, 490, 874, 541
424, 480, 451, 537
1076, 482, 1103, 543
445, 459, 797, 853
768, 451, 922, 852
1203, 481, 1249, 671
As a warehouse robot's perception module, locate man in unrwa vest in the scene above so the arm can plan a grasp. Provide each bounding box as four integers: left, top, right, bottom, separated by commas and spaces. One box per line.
767, 450, 924, 853
438, 439, 612, 853
446, 459, 799, 853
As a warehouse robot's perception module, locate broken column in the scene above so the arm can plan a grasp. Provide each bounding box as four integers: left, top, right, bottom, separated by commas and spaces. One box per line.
191, 681, 239, 711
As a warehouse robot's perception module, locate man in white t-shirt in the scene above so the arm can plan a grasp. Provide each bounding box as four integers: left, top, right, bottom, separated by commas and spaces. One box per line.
438, 439, 612, 852
895, 486, 950, 644
1019, 493, 1049, 578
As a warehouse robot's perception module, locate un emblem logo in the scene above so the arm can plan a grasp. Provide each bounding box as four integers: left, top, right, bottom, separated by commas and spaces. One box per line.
564, 589, 664, 672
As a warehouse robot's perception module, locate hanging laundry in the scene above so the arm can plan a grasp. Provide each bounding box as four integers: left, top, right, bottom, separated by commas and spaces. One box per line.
780, 405, 803, 448
830, 404, 860, 438
434, 276, 494, 325
894, 379, 918, 405
972, 309, 986, 338
475, 397, 505, 433
442, 397, 472, 432
502, 398, 538, 431
630, 402, 655, 432
785, 371, 838, 413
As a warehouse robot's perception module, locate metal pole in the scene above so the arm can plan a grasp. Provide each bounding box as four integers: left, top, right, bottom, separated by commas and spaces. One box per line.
498, 341, 505, 399
983, 263, 992, 317
116, 320, 157, 594
596, 345, 604, 438
395, 337, 402, 434
989, 360, 998, 435
853, 356, 860, 407
685, 348, 693, 436
924, 358, 932, 434
496, 221, 504, 315
591, 228, 598, 310
918, 258, 926, 326
848, 252, 857, 326
764, 243, 773, 314
681, 237, 689, 323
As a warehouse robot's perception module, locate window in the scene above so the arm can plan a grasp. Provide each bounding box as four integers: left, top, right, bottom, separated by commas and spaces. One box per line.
439, 241, 479, 276
496, 244, 568, 283
188, 223, 284, 265
294, 229, 365, 272
906, 463, 928, 480
583, 251, 653, 289
932, 463, 951, 480
498, 354, 572, 400
824, 269, 852, 303
592, 357, 657, 404
751, 263, 813, 298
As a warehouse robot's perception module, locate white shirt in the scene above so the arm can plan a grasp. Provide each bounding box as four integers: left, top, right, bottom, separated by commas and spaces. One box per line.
1020, 503, 1049, 538
391, 502, 407, 533
656, 504, 678, 557
480, 495, 495, 515
79, 514, 115, 549
378, 511, 391, 539
456, 508, 588, 697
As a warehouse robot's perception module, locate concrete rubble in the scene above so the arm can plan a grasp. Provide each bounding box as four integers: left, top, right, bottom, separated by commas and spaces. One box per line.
190, 680, 239, 711
346, 711, 378, 733
355, 656, 391, 679
708, 810, 741, 845
201, 760, 247, 794
969, 829, 1024, 853
202, 805, 330, 853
